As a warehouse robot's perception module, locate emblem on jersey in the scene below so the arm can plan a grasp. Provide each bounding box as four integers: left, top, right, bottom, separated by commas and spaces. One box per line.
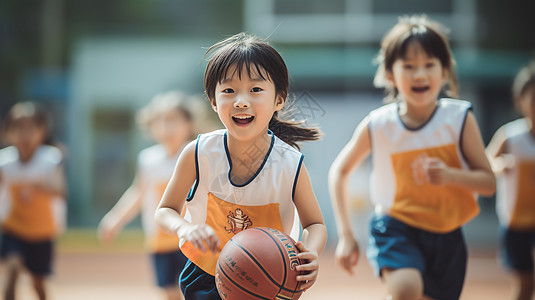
411, 154, 430, 185
225, 208, 253, 234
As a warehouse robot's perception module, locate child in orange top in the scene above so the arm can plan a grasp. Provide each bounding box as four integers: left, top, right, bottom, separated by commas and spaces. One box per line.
98, 91, 197, 300
329, 16, 495, 300
486, 61, 535, 300
0, 102, 66, 300
155, 33, 327, 300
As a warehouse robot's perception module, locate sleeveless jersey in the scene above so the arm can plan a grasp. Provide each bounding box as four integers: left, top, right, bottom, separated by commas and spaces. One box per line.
0, 145, 66, 241
368, 98, 479, 233
495, 118, 535, 229
182, 129, 303, 275
137, 144, 181, 253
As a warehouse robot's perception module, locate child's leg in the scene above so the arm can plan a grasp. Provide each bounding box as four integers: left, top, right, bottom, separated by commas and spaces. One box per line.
30, 274, 47, 300
3, 255, 22, 300
383, 267, 423, 300
510, 271, 534, 300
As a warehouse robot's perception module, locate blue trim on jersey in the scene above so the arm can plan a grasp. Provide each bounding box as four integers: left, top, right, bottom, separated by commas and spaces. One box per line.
224, 130, 275, 188
292, 154, 305, 200
458, 104, 473, 164
396, 99, 441, 131
186, 135, 201, 202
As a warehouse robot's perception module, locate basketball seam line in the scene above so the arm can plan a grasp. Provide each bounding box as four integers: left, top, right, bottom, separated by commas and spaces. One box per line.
217, 264, 272, 300
229, 238, 298, 293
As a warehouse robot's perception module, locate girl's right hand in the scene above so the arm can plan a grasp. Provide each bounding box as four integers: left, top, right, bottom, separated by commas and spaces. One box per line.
335, 236, 360, 275
177, 223, 220, 253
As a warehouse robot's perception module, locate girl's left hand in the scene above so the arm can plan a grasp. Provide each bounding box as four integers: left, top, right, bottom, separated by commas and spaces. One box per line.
295, 241, 319, 292
426, 157, 451, 185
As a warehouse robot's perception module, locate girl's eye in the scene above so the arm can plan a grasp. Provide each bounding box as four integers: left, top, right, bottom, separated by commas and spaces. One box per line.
426, 62, 436, 68
251, 87, 263, 92
222, 88, 234, 93
403, 64, 413, 70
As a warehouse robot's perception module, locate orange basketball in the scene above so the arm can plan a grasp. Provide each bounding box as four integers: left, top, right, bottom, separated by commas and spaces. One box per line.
215, 227, 303, 300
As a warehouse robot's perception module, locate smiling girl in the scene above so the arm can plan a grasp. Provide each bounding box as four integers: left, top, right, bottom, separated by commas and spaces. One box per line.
155, 33, 327, 300
328, 16, 495, 300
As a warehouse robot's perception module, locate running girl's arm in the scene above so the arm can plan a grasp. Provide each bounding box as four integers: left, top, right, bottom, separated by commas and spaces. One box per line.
155, 140, 219, 253
327, 116, 371, 274
292, 164, 327, 291
427, 112, 496, 196
98, 175, 143, 243
485, 125, 513, 174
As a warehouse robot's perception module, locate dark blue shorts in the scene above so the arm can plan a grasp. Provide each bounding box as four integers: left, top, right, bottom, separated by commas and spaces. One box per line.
179, 259, 221, 300
0, 232, 53, 276
151, 250, 188, 288
500, 227, 535, 272
367, 215, 467, 300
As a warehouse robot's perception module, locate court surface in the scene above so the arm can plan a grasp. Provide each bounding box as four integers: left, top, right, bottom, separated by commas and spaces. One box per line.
0, 231, 513, 300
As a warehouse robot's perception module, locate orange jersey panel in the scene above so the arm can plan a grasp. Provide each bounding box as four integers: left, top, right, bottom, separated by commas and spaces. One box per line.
2, 184, 57, 241
509, 161, 535, 229
181, 192, 284, 275
390, 144, 479, 233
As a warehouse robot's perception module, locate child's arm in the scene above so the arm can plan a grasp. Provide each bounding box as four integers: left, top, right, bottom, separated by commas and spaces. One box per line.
426, 112, 496, 196
485, 125, 513, 174
292, 164, 327, 291
328, 117, 371, 275
155, 141, 219, 253
98, 175, 143, 243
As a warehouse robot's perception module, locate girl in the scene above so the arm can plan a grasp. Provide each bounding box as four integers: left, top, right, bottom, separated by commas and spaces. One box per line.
0, 101, 66, 300
486, 61, 535, 300
98, 91, 196, 300
155, 33, 327, 299
328, 16, 495, 300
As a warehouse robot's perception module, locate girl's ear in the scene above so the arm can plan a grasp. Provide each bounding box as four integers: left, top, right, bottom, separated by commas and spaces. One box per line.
386, 70, 396, 88
274, 95, 285, 112
210, 99, 217, 112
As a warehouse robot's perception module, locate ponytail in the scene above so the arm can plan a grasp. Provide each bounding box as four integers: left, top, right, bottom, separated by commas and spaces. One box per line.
269, 111, 321, 151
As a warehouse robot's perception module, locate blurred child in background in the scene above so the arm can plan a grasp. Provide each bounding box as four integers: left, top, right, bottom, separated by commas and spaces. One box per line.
487, 61, 535, 300
98, 91, 202, 300
0, 101, 66, 300
329, 15, 495, 300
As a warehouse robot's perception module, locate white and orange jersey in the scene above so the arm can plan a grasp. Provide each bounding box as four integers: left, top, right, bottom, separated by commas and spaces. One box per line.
183, 129, 303, 275
0, 145, 66, 241
368, 98, 479, 233
496, 118, 535, 230
137, 144, 182, 253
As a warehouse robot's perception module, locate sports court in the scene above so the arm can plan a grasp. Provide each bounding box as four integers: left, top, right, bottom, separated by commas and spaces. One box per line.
0, 231, 512, 299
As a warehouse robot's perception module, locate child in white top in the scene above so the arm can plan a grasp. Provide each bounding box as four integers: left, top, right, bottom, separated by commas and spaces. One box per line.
98, 91, 197, 300
0, 101, 66, 300
155, 33, 327, 300
487, 61, 535, 300
329, 15, 495, 300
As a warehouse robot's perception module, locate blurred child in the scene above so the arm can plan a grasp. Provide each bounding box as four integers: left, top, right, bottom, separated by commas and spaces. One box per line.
328, 15, 495, 300
155, 33, 327, 299
98, 91, 201, 300
0, 101, 66, 300
487, 61, 535, 300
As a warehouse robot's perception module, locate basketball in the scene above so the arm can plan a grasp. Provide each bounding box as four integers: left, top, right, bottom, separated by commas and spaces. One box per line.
215, 227, 303, 300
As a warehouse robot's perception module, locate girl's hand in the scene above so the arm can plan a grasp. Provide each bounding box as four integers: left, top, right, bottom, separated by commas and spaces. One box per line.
426, 157, 451, 185
334, 236, 360, 275
97, 217, 120, 244
177, 223, 220, 253
295, 241, 319, 292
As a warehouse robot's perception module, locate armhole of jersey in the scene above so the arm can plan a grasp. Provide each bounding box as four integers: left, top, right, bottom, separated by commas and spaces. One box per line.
186, 135, 201, 202
292, 154, 305, 201
459, 104, 473, 163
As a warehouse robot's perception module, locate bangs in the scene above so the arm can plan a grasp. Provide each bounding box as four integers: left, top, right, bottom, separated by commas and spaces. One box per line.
394, 25, 450, 67
204, 33, 289, 101
210, 45, 272, 84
